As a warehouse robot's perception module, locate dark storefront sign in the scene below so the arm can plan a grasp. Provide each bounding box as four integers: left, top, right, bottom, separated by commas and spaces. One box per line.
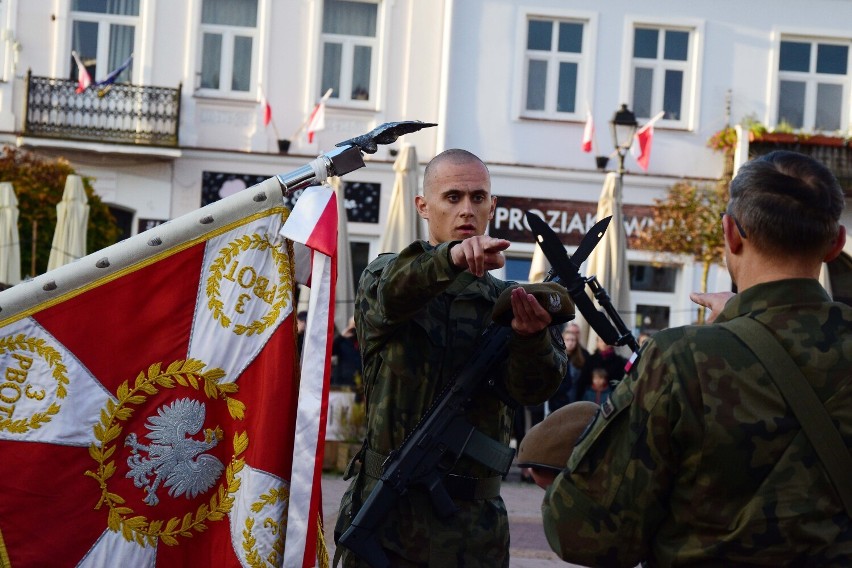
489, 196, 655, 248
201, 171, 380, 223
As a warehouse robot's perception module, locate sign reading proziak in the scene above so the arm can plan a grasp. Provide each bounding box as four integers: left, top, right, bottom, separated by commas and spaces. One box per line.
489, 196, 655, 248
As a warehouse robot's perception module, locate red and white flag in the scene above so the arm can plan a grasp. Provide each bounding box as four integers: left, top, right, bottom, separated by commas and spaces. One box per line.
307, 89, 333, 144
581, 110, 594, 153
262, 97, 272, 127
633, 111, 665, 171
0, 176, 334, 567
72, 50, 92, 94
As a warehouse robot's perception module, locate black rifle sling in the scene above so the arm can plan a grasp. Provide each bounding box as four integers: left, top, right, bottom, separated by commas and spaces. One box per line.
722, 317, 852, 517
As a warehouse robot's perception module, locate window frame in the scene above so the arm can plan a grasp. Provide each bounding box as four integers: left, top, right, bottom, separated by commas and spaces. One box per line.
514, 7, 597, 122
621, 16, 704, 131
317, 0, 382, 109
195, 0, 260, 99
770, 32, 852, 134
68, 4, 140, 85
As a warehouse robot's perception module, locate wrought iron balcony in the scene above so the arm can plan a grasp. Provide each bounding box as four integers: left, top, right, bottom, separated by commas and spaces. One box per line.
23, 70, 181, 148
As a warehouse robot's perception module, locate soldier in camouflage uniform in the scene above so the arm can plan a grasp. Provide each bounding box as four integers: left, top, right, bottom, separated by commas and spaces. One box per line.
540, 150, 851, 566
334, 149, 567, 567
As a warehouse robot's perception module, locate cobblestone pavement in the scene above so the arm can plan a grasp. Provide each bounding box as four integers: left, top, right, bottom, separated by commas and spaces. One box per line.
320, 465, 584, 567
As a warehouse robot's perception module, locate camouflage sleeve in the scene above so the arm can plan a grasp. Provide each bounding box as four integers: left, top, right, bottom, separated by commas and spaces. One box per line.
505, 327, 566, 405
541, 335, 677, 566
368, 240, 462, 324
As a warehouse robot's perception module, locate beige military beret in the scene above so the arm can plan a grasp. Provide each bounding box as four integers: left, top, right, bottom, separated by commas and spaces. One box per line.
492, 282, 575, 326
516, 401, 599, 471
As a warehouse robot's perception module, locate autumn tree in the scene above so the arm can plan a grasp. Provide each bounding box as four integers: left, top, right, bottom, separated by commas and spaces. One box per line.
0, 146, 120, 278
634, 180, 728, 323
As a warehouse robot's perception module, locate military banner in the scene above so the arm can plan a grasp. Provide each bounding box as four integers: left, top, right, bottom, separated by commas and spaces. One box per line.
0, 177, 334, 567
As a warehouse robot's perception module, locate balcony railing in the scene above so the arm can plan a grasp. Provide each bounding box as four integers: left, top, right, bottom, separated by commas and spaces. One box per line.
23, 70, 181, 148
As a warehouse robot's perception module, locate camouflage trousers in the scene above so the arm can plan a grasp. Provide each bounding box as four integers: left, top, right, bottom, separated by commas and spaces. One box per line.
335, 473, 510, 567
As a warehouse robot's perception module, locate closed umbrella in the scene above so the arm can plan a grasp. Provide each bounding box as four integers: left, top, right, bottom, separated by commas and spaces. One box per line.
0, 182, 21, 285
332, 176, 355, 333
582, 172, 632, 352
47, 174, 89, 271
379, 143, 424, 253
528, 241, 550, 283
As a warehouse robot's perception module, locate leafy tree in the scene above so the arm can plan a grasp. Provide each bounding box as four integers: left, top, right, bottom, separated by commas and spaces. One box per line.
0, 146, 120, 278
634, 181, 728, 323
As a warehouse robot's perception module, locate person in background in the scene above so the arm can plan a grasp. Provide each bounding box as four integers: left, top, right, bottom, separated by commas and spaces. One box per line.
541, 150, 850, 566
548, 322, 587, 412
332, 316, 362, 388
573, 336, 627, 402
581, 368, 611, 405
296, 310, 307, 354
334, 148, 568, 567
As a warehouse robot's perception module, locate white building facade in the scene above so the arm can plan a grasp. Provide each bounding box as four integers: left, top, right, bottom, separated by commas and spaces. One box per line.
0, 0, 850, 332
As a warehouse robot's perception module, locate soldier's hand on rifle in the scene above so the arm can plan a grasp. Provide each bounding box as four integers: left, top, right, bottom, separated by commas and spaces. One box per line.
509, 286, 552, 337
450, 236, 509, 277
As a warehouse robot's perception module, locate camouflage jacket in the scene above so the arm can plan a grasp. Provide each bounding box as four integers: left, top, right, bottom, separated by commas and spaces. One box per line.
542, 278, 852, 567
339, 240, 566, 566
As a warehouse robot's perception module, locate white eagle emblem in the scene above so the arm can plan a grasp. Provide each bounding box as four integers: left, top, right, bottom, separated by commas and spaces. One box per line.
125, 398, 225, 506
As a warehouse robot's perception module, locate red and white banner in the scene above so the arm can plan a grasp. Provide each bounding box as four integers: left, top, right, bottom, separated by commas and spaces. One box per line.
581, 110, 594, 153
0, 176, 334, 567
633, 111, 665, 171
306, 89, 333, 144
72, 50, 92, 94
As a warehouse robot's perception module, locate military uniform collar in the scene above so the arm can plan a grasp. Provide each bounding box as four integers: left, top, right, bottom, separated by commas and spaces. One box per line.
715, 278, 831, 323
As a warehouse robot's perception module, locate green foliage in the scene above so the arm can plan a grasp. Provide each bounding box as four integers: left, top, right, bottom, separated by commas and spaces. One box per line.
635, 180, 729, 317
707, 126, 738, 153
636, 181, 728, 265
0, 146, 120, 277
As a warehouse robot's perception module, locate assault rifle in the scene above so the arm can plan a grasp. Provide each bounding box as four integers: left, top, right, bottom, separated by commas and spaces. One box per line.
337, 214, 640, 567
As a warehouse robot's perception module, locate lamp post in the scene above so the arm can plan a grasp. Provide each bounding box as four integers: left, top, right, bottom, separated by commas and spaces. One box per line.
610, 104, 638, 177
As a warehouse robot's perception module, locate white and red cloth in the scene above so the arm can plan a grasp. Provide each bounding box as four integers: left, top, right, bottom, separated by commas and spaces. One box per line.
0, 177, 335, 567
72, 50, 92, 94
581, 110, 594, 153
633, 111, 666, 171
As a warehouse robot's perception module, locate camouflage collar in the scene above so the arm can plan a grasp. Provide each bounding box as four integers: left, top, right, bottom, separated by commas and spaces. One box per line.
715, 279, 832, 323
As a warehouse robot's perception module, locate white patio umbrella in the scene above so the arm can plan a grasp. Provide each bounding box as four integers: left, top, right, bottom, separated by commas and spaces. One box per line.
528, 241, 550, 283
581, 172, 632, 353
379, 143, 424, 253
47, 174, 89, 271
332, 176, 355, 333
0, 182, 21, 285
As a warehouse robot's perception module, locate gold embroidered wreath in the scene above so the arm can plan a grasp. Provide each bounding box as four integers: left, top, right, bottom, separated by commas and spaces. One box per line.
206, 233, 292, 336
242, 486, 289, 568
85, 359, 247, 547
0, 334, 69, 433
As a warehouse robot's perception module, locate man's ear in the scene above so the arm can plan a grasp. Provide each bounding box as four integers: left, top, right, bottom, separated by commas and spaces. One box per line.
823, 225, 847, 262
489, 195, 497, 221
724, 215, 744, 254
415, 195, 428, 220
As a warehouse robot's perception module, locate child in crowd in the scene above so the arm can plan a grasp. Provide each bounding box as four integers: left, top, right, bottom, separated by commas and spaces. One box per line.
582, 368, 612, 405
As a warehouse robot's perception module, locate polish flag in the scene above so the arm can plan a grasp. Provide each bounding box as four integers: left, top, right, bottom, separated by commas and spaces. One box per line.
0, 176, 334, 568
307, 89, 333, 144
261, 96, 272, 127
72, 50, 92, 94
581, 110, 594, 153
633, 111, 665, 171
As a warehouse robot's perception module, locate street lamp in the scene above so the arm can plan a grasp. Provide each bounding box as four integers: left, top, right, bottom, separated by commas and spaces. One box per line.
610, 104, 638, 176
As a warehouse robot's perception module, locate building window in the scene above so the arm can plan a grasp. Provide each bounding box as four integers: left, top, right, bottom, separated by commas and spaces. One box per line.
69, 0, 138, 84
198, 0, 258, 95
522, 17, 587, 118
629, 263, 677, 293
630, 25, 694, 126
320, 0, 379, 105
777, 37, 850, 132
